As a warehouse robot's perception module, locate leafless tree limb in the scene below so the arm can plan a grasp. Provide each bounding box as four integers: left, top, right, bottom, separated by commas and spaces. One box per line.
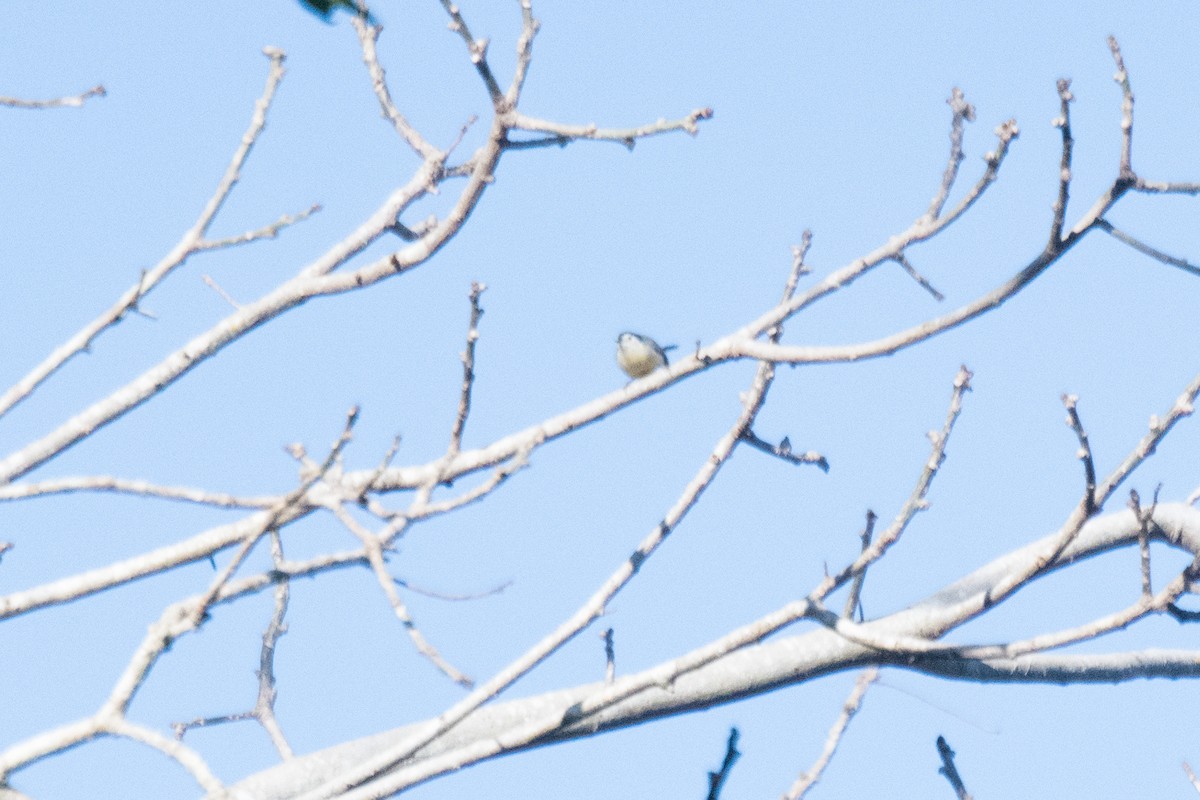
287, 251, 806, 798
197, 204, 322, 252
0, 85, 105, 109
231, 362, 972, 799
509, 108, 715, 150
172, 530, 294, 759
842, 512, 876, 621
0, 48, 300, 424
893, 252, 945, 301
811, 366, 971, 609
352, 17, 441, 160
448, 282, 486, 456
1184, 760, 1200, 794
924, 87, 976, 222
782, 668, 877, 800
705, 728, 740, 800
229, 502, 1200, 799
602, 628, 616, 684
0, 10, 709, 487
1130, 488, 1156, 596
935, 735, 973, 800
739, 431, 829, 472
1048, 78, 1075, 244
0, 475, 278, 506
331, 504, 473, 687
3, 13, 1199, 799
1062, 393, 1097, 513
1108, 35, 1134, 181
0, 409, 359, 789
1094, 218, 1200, 278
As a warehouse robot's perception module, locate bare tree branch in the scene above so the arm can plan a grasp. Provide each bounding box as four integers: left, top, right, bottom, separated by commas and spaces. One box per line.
936, 736, 973, 800
783, 669, 877, 800
0, 85, 105, 109
705, 728, 740, 800
229, 504, 1200, 799
3, 14, 1199, 799
0, 50, 294, 423
174, 529, 295, 758
1095, 218, 1200, 278
1062, 393, 1097, 513
1184, 760, 1200, 794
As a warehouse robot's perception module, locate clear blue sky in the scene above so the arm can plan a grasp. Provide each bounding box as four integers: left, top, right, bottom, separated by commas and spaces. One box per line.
2, 1, 1199, 798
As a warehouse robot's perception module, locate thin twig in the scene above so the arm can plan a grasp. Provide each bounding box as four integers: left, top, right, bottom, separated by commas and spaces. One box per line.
898, 371, 1200, 646
1130, 489, 1153, 596
169, 531, 295, 758
602, 628, 616, 684
739, 233, 829, 469
893, 252, 945, 301
1132, 177, 1200, 195
197, 204, 322, 251
1184, 761, 1200, 794
773, 230, 814, 338
298, 229, 808, 800
783, 669, 878, 800
409, 450, 531, 519
191, 47, 293, 248
1167, 602, 1200, 623
0, 85, 105, 109
0, 411, 359, 787
331, 505, 473, 687
1094, 218, 1200, 278
255, 531, 294, 758
936, 736, 973, 800
0, 48, 293, 423
705, 728, 740, 800
947, 551, 1200, 661
360, 435, 403, 501
843, 512, 877, 620
201, 275, 242, 310
439, 0, 505, 105
509, 108, 715, 150
0, 476, 276, 507
499, 134, 570, 151
172, 712, 256, 741
924, 88, 976, 222
811, 366, 972, 605
1048, 78, 1075, 244
448, 282, 486, 455
1062, 394, 1097, 514
352, 17, 442, 160
1108, 36, 1134, 181
739, 431, 829, 472
505, 0, 539, 106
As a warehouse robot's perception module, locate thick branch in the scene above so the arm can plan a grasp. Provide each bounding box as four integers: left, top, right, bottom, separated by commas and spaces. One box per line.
230, 505, 1200, 799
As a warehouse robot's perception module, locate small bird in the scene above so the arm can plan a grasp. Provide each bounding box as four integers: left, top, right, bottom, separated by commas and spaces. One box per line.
616, 332, 676, 379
